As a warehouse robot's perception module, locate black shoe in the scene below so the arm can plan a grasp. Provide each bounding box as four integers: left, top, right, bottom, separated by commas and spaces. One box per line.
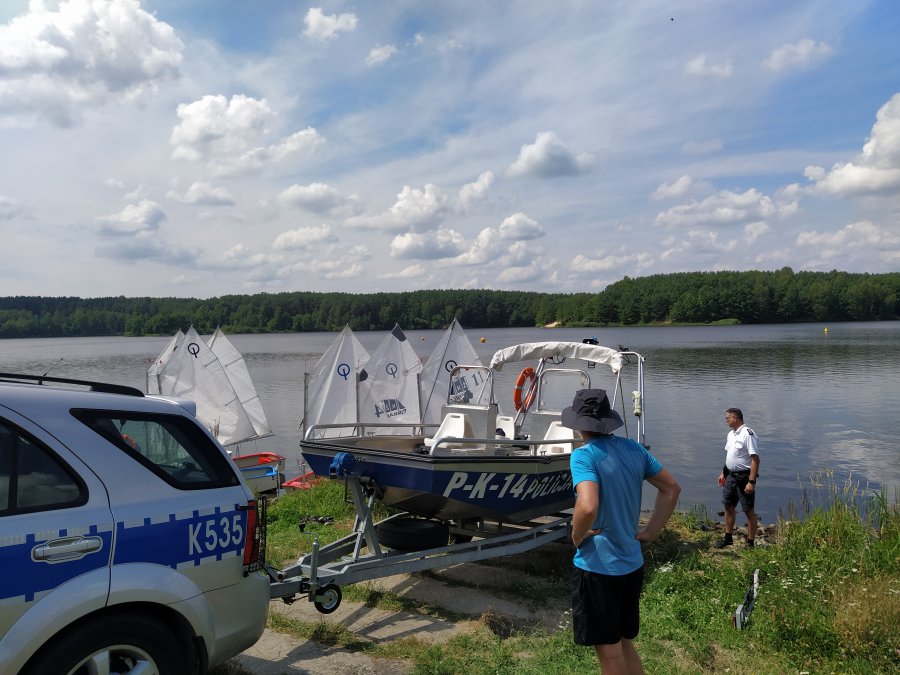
746, 540, 755, 548
714, 534, 733, 549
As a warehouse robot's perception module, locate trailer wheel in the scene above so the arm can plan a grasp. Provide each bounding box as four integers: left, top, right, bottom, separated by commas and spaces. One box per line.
376, 517, 449, 551
314, 584, 342, 614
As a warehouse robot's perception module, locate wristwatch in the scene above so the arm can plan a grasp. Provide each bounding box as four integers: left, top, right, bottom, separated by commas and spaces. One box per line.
748, 479, 756, 484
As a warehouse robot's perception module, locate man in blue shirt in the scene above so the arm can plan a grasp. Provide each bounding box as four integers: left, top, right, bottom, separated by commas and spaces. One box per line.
563, 389, 681, 674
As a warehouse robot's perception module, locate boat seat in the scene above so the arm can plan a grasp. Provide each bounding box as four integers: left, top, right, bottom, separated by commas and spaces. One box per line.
542, 420, 576, 455
425, 403, 498, 453
424, 413, 476, 451
495, 415, 515, 439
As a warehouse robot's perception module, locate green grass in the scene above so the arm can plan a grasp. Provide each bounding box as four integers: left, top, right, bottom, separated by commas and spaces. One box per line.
262, 477, 900, 674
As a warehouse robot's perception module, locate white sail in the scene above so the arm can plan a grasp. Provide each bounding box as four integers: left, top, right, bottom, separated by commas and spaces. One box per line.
358, 324, 423, 435
305, 325, 370, 438
156, 326, 256, 447
419, 319, 487, 425
147, 329, 184, 394
208, 327, 272, 440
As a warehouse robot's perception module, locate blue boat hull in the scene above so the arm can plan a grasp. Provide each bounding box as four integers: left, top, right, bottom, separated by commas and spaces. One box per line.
300, 440, 574, 523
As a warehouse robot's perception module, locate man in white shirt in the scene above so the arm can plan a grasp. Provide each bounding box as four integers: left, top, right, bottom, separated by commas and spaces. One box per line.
716, 408, 760, 548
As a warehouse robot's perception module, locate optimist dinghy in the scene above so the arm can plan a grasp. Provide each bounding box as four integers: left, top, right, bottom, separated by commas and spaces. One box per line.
300, 340, 646, 523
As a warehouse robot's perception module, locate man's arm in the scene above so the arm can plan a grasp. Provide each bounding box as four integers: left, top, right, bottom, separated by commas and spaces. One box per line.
745, 454, 760, 493
572, 480, 600, 548
636, 469, 681, 543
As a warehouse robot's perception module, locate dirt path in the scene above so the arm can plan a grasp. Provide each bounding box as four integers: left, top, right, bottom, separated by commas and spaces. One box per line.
220, 543, 572, 674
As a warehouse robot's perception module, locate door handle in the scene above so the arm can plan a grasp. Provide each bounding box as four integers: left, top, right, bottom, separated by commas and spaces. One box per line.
32, 536, 103, 563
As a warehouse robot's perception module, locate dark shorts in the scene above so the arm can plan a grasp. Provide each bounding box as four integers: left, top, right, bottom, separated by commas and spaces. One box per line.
571, 564, 644, 645
722, 473, 755, 512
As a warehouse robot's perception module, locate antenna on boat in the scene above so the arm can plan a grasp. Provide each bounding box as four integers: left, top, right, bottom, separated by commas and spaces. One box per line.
42, 357, 64, 378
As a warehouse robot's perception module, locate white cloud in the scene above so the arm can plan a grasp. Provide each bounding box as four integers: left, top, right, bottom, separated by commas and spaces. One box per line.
507, 131, 593, 178
764, 39, 831, 72
0, 0, 182, 127
655, 189, 776, 229
498, 213, 544, 240
379, 264, 426, 280
170, 94, 274, 161
347, 183, 450, 233
303, 8, 358, 41
684, 54, 733, 78
390, 229, 466, 259
652, 175, 705, 200
167, 182, 234, 206
97, 199, 166, 235
366, 44, 397, 67
272, 225, 338, 251
169, 96, 324, 174
456, 171, 494, 211
496, 263, 544, 284
804, 94, 900, 197
796, 220, 899, 259
570, 253, 624, 274
446, 227, 503, 266
277, 183, 360, 215
743, 221, 771, 243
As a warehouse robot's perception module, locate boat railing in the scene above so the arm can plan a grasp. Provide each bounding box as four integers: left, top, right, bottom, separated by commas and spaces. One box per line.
305, 421, 438, 440
427, 434, 580, 457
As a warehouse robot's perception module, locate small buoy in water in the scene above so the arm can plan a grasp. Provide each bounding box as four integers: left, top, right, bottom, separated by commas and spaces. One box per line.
824, 327, 829, 334
480, 337, 486, 343
420, 336, 426, 340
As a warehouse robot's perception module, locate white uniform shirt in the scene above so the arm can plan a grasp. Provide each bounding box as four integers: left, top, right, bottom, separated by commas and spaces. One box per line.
725, 424, 758, 471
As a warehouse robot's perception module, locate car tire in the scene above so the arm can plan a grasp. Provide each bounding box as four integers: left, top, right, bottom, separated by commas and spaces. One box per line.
22, 613, 193, 675
375, 517, 449, 551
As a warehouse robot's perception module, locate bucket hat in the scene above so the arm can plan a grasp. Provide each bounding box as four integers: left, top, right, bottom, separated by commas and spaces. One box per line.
561, 388, 623, 434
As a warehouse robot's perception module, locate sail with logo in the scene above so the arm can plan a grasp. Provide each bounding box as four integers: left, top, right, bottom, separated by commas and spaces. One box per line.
419, 318, 487, 426
303, 325, 370, 439
152, 326, 257, 447
357, 324, 423, 436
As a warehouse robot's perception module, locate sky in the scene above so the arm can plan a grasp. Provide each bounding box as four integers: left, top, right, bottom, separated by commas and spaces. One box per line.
1, 1, 899, 299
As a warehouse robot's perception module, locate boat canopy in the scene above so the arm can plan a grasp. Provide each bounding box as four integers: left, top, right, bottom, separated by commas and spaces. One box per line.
489, 341, 624, 373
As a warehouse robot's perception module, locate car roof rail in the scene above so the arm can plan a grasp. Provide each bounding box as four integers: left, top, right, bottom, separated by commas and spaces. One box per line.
0, 372, 145, 397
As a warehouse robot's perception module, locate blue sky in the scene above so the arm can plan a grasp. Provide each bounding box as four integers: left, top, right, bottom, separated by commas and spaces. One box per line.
1, 1, 898, 298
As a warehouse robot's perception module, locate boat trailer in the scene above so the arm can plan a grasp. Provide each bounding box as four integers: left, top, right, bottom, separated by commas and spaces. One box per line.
265, 474, 572, 614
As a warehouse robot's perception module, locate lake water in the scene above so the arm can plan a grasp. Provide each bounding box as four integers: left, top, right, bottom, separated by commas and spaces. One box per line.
2, 322, 898, 524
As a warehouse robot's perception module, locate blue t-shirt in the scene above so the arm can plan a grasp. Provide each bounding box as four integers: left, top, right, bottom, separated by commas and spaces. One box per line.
570, 436, 663, 576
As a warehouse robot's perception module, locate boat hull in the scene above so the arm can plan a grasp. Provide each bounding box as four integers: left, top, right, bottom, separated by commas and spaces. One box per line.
232, 452, 285, 493
300, 439, 574, 523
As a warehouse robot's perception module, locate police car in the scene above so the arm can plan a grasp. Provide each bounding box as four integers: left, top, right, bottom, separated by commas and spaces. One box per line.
0, 373, 269, 674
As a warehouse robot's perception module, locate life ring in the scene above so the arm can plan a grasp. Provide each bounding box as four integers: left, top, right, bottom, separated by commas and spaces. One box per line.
513, 367, 537, 411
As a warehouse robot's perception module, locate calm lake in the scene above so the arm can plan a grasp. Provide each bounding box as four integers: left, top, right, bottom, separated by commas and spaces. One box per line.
2, 322, 898, 523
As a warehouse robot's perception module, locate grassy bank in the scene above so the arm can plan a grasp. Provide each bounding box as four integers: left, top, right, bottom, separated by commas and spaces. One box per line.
261, 479, 899, 674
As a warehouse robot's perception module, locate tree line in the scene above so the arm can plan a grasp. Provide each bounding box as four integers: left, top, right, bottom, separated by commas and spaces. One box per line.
0, 268, 896, 339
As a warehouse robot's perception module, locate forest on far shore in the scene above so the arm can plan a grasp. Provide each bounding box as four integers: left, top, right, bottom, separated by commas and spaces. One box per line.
0, 268, 897, 339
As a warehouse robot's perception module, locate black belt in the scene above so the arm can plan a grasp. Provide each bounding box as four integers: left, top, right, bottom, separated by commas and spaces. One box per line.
729, 470, 751, 477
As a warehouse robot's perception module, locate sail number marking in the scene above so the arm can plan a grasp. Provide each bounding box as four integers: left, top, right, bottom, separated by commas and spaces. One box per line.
442, 471, 572, 501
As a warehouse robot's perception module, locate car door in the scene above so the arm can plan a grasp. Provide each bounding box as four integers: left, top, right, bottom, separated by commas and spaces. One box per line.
0, 410, 114, 645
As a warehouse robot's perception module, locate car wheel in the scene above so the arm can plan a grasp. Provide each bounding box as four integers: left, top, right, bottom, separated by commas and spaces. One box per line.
23, 613, 192, 675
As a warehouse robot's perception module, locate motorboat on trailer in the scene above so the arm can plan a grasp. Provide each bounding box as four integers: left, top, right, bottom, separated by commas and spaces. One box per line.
299, 340, 646, 524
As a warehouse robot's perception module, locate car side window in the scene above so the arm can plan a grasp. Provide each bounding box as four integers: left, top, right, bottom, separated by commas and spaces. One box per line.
0, 420, 85, 515
71, 409, 239, 490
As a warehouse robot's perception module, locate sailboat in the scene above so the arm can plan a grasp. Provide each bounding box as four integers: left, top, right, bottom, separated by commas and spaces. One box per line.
357, 324, 423, 436
149, 326, 281, 492
419, 318, 487, 426
302, 324, 370, 439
